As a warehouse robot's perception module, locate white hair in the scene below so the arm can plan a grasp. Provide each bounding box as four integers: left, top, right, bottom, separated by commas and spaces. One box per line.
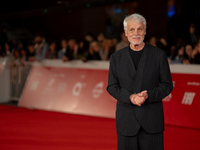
123, 13, 147, 30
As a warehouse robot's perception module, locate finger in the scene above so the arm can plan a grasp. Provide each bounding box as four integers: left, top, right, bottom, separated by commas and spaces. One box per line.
131, 98, 136, 104
138, 92, 145, 97
131, 97, 135, 102
137, 97, 144, 103
138, 91, 147, 97
141, 90, 147, 94
140, 99, 145, 104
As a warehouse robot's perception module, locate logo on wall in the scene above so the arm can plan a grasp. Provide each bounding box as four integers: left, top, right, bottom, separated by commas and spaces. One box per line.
30, 81, 39, 91
187, 82, 200, 86
92, 81, 104, 98
72, 82, 86, 96
57, 82, 67, 94
48, 78, 55, 87
181, 92, 196, 105
42, 78, 55, 95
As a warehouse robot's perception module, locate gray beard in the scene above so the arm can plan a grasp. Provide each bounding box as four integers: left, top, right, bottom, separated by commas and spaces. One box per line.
129, 36, 145, 46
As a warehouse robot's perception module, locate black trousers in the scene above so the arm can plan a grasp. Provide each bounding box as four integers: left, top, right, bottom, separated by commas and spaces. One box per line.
117, 127, 164, 150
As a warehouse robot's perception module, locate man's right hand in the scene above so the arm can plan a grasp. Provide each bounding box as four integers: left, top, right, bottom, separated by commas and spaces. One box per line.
130, 90, 148, 106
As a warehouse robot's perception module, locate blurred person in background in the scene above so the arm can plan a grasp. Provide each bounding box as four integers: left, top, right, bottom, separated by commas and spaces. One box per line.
159, 37, 170, 56
18, 41, 25, 50
188, 23, 198, 46
182, 44, 193, 64
97, 33, 106, 48
34, 34, 49, 61
5, 42, 12, 57
46, 41, 57, 59
169, 44, 184, 64
58, 39, 67, 59
191, 39, 200, 64
112, 38, 118, 49
100, 38, 114, 60
115, 32, 129, 51
27, 43, 35, 62
8, 49, 22, 88
155, 41, 165, 50
79, 33, 95, 58
20, 49, 28, 65
85, 33, 94, 43
156, 40, 171, 64
160, 38, 168, 47
62, 38, 79, 62
82, 41, 101, 61
107, 38, 116, 59
0, 44, 5, 57
0, 25, 8, 52
10, 39, 18, 50
148, 35, 158, 47
9, 50, 22, 67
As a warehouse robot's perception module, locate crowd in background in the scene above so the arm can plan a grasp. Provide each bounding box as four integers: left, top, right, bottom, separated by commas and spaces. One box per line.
0, 23, 200, 67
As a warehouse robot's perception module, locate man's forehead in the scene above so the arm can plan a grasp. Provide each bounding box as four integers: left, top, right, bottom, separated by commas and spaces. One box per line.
127, 20, 144, 27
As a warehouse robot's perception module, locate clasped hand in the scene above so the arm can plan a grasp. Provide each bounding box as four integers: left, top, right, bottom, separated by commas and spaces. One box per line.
130, 90, 148, 106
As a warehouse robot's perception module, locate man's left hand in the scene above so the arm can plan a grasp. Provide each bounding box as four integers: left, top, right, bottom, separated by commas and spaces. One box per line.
131, 90, 148, 106
138, 90, 148, 100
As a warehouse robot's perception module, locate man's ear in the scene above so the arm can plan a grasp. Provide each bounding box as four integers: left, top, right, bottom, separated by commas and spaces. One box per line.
124, 29, 128, 37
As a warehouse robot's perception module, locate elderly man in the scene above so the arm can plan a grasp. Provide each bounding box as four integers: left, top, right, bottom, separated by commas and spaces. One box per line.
107, 13, 173, 150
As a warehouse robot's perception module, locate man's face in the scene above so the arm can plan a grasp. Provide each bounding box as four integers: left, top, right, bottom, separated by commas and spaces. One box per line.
124, 20, 146, 46
68, 39, 75, 48
61, 40, 67, 48
185, 45, 192, 56
35, 36, 42, 44
28, 46, 34, 53
91, 42, 100, 52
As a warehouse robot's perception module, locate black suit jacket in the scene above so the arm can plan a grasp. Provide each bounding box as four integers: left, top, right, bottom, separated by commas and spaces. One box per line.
107, 43, 173, 136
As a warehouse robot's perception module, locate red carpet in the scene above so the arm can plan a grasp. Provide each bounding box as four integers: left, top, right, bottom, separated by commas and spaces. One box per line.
0, 105, 200, 150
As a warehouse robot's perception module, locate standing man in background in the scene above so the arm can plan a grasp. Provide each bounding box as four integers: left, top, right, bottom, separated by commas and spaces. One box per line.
115, 32, 129, 51
34, 34, 49, 61
107, 13, 173, 150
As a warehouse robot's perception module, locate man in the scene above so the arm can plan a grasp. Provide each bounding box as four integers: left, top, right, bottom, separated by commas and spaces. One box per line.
62, 38, 79, 62
34, 34, 48, 61
107, 13, 173, 150
58, 39, 67, 59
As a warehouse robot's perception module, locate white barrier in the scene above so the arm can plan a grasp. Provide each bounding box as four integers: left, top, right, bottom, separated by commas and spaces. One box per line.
18, 60, 200, 129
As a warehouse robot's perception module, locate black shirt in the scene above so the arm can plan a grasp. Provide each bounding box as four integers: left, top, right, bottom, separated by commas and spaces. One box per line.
129, 45, 144, 71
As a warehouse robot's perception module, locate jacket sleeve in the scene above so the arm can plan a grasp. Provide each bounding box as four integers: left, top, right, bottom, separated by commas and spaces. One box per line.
107, 55, 132, 105
147, 51, 173, 103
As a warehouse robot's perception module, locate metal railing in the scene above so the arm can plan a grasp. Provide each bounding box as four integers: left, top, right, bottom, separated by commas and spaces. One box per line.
10, 64, 32, 101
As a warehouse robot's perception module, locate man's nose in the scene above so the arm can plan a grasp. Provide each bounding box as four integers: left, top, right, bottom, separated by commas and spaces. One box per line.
133, 30, 139, 35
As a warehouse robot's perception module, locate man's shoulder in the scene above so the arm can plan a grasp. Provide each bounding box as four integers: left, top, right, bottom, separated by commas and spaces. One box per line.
112, 46, 129, 57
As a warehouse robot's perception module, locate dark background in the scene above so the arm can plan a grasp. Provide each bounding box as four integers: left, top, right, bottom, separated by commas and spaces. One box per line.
0, 0, 200, 43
